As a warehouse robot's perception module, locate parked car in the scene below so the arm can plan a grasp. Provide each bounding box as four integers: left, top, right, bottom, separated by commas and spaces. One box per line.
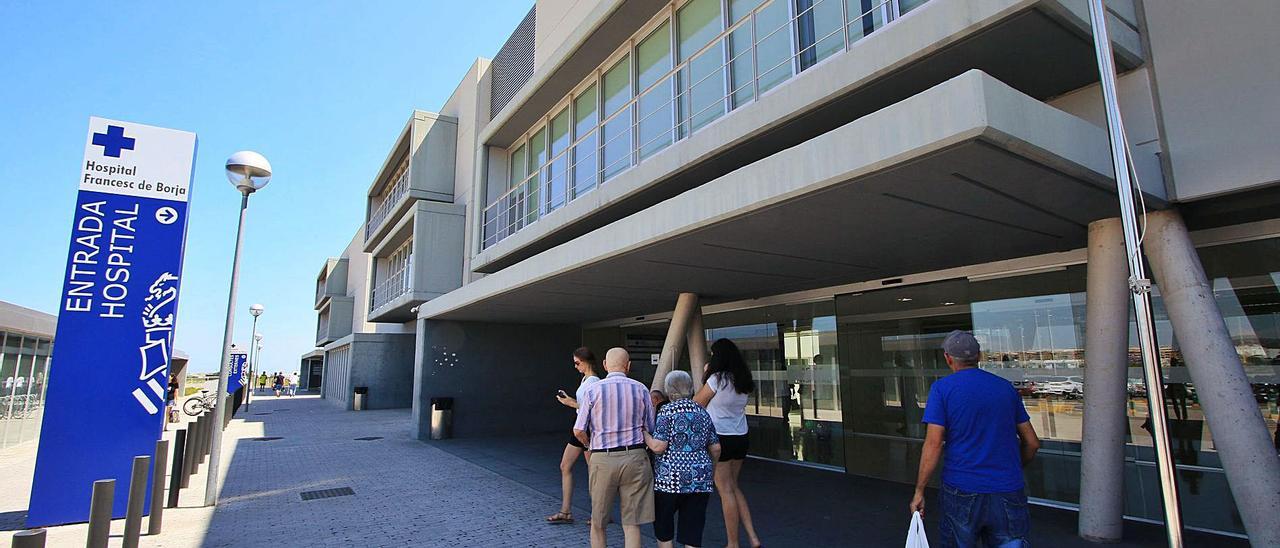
1011, 380, 1037, 397
1035, 376, 1083, 399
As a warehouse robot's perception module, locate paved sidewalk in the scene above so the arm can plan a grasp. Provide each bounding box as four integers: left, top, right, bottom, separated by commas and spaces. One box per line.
2, 393, 1250, 547
2, 393, 624, 547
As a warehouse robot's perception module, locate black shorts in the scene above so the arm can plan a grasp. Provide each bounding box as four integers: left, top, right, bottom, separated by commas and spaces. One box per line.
568, 432, 586, 449
654, 492, 710, 545
718, 433, 749, 461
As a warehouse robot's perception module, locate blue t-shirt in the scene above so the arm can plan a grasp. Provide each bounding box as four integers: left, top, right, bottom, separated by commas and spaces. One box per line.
922, 368, 1031, 493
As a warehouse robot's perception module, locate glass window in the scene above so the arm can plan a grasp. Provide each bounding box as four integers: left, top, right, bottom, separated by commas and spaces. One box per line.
705, 300, 845, 468
526, 127, 546, 223
602, 56, 633, 180
727, 0, 765, 108
796, 0, 844, 71
678, 0, 726, 136
899, 0, 929, 14
547, 108, 571, 211
636, 22, 674, 160
573, 85, 599, 197
846, 0, 890, 44
753, 0, 794, 95
508, 144, 527, 190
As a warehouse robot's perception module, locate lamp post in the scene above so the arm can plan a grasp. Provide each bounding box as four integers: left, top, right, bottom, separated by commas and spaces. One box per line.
244, 305, 264, 409
206, 151, 272, 507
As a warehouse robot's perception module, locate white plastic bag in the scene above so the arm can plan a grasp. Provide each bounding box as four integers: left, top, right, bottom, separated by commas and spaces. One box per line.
906, 511, 931, 548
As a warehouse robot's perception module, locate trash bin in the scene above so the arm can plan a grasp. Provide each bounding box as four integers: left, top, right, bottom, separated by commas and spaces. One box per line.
353, 386, 369, 411
430, 397, 453, 440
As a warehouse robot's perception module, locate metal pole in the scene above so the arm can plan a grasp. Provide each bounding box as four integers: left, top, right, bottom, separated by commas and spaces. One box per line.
148, 440, 169, 534
181, 421, 196, 487
206, 191, 251, 507
12, 528, 46, 548
123, 455, 149, 548
245, 316, 258, 410
1085, 1, 1183, 545
86, 479, 114, 548
168, 429, 186, 507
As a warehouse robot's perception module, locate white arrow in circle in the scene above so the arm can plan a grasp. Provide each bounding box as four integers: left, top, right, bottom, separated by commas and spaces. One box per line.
156, 207, 178, 225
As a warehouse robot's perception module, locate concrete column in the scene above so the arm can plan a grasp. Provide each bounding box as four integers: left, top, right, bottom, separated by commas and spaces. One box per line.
1078, 218, 1130, 543
652, 293, 698, 391
1143, 209, 1280, 546
686, 307, 708, 390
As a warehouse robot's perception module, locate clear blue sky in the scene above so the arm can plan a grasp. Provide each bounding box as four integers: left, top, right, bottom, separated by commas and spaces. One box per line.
0, 1, 532, 373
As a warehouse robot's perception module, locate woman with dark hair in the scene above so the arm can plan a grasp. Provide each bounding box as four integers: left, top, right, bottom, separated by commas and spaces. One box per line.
547, 346, 602, 524
694, 338, 762, 548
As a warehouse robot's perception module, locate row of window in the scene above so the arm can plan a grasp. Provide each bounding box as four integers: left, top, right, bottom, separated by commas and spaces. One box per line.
481, 0, 929, 248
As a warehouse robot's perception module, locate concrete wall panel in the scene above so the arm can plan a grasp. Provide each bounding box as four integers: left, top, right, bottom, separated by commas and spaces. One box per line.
1142, 0, 1280, 199
413, 320, 581, 439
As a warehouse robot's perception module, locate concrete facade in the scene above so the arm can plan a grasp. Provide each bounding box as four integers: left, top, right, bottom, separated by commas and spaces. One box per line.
302, 0, 1280, 540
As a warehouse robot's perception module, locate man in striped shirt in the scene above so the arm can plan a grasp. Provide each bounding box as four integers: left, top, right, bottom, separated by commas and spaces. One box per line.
574, 347, 655, 548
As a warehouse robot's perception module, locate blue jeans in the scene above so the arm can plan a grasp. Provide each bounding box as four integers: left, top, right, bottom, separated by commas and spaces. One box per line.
939, 484, 1030, 548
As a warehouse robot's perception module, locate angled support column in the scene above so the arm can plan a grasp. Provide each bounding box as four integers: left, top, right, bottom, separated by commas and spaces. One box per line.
653, 293, 698, 391
686, 307, 708, 390
1143, 209, 1280, 546
1079, 218, 1130, 543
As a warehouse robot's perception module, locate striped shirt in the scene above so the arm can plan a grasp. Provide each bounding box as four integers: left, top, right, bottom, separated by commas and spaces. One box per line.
573, 371, 654, 450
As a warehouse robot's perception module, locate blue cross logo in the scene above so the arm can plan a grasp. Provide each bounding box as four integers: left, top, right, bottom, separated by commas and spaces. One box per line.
92, 125, 135, 158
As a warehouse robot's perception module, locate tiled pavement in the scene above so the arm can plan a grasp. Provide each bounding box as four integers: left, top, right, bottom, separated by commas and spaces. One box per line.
2, 393, 1250, 547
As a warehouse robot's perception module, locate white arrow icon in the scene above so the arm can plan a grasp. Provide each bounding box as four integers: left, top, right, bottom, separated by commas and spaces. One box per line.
156, 207, 178, 225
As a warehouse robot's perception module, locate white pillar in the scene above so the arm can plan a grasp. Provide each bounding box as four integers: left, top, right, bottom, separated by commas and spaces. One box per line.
1143, 209, 1280, 546
1079, 218, 1130, 542
653, 293, 698, 391
686, 307, 708, 390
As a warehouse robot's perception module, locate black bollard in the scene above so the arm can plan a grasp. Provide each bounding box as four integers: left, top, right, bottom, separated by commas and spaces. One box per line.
85, 479, 114, 548
149, 440, 169, 534
11, 528, 46, 548
181, 424, 197, 488
169, 429, 186, 507
123, 455, 149, 548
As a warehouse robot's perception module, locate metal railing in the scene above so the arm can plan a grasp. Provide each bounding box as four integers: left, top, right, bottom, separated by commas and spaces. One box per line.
369, 266, 411, 312
365, 167, 411, 241
481, 0, 919, 249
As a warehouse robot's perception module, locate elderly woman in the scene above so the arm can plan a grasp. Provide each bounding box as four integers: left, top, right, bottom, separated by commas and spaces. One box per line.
644, 370, 721, 548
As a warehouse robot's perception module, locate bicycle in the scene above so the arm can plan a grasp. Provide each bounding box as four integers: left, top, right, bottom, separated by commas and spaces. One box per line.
183, 389, 217, 417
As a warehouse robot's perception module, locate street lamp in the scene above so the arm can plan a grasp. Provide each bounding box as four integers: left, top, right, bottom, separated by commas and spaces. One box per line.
206, 151, 272, 507
244, 304, 264, 409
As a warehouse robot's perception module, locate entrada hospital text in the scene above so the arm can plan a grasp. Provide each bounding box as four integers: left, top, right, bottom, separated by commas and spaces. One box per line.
83, 160, 186, 198
64, 200, 138, 318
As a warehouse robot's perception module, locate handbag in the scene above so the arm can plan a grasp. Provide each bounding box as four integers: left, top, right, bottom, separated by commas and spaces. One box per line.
906, 511, 930, 548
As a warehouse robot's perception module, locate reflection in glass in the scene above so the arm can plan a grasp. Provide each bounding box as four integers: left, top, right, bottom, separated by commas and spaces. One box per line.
547, 108, 570, 211
602, 56, 632, 180
678, 0, 726, 136
705, 301, 844, 468
636, 23, 673, 160
573, 85, 598, 196
795, 0, 843, 70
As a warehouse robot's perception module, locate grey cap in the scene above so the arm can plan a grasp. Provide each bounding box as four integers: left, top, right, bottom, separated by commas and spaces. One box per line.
942, 330, 980, 360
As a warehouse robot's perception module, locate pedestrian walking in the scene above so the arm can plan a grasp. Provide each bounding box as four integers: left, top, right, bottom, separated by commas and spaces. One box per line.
910, 330, 1041, 547
645, 370, 720, 548
573, 347, 655, 548
546, 347, 602, 525
258, 372, 267, 392
165, 374, 180, 429
694, 338, 762, 548
288, 372, 299, 396
273, 372, 284, 397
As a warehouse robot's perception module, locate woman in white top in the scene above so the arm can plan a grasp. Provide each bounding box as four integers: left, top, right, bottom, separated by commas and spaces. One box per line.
694, 338, 762, 548
547, 346, 601, 524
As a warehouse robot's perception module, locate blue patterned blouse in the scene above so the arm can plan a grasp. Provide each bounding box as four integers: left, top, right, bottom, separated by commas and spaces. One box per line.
652, 398, 720, 494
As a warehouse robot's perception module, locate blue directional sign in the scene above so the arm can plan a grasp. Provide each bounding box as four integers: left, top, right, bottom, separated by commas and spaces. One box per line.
227, 350, 248, 394
28, 117, 197, 527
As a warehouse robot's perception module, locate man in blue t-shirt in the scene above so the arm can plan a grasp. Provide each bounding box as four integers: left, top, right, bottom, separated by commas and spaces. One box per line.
910, 330, 1041, 547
